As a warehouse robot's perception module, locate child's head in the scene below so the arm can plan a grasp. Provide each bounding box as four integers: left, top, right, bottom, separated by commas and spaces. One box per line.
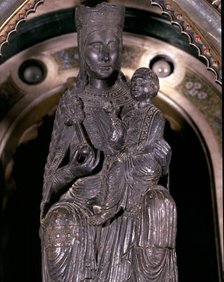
130, 67, 159, 101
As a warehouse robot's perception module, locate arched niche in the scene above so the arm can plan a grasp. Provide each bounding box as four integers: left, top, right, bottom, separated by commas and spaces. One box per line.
0, 8, 222, 282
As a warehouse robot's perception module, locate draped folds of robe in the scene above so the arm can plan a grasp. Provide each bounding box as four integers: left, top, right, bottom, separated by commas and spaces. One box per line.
40, 79, 178, 281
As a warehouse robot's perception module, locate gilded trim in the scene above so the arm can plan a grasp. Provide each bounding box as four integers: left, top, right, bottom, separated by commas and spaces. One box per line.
0, 0, 44, 55
150, 0, 221, 85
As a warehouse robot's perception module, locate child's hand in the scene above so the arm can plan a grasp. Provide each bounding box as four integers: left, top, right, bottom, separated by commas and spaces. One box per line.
103, 101, 120, 115
103, 101, 114, 113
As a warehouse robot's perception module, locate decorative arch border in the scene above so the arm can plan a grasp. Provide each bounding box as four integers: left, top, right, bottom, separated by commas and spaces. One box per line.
0, 0, 44, 54
150, 0, 221, 85
0, 0, 222, 85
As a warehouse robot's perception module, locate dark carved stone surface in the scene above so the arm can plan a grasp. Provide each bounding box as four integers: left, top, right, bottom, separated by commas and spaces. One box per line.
40, 2, 178, 281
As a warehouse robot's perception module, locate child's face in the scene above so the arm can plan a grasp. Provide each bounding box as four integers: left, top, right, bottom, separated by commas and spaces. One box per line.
131, 73, 155, 101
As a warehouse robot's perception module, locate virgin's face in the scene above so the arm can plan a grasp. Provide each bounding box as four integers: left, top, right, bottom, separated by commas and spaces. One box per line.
84, 30, 120, 79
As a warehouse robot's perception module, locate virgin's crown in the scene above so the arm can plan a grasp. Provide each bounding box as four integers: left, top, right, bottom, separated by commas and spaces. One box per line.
75, 2, 125, 32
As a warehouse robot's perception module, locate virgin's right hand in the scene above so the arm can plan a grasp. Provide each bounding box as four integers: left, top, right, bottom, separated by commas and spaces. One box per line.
69, 145, 100, 177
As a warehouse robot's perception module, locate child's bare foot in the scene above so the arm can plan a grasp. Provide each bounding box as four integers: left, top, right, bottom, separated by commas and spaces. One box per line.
88, 214, 107, 226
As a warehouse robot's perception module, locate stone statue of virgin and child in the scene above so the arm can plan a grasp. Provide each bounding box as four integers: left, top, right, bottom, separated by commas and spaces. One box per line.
40, 2, 178, 281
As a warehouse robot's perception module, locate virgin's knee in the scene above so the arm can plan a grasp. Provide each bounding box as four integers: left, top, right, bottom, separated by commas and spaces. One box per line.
145, 185, 176, 208
43, 207, 78, 248
44, 206, 74, 228
142, 186, 177, 248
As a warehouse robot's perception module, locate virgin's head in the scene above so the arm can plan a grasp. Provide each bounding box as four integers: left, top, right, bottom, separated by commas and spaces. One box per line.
75, 3, 125, 85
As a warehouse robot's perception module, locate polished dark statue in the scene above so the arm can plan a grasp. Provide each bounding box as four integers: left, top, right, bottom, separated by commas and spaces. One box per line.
40, 2, 178, 281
